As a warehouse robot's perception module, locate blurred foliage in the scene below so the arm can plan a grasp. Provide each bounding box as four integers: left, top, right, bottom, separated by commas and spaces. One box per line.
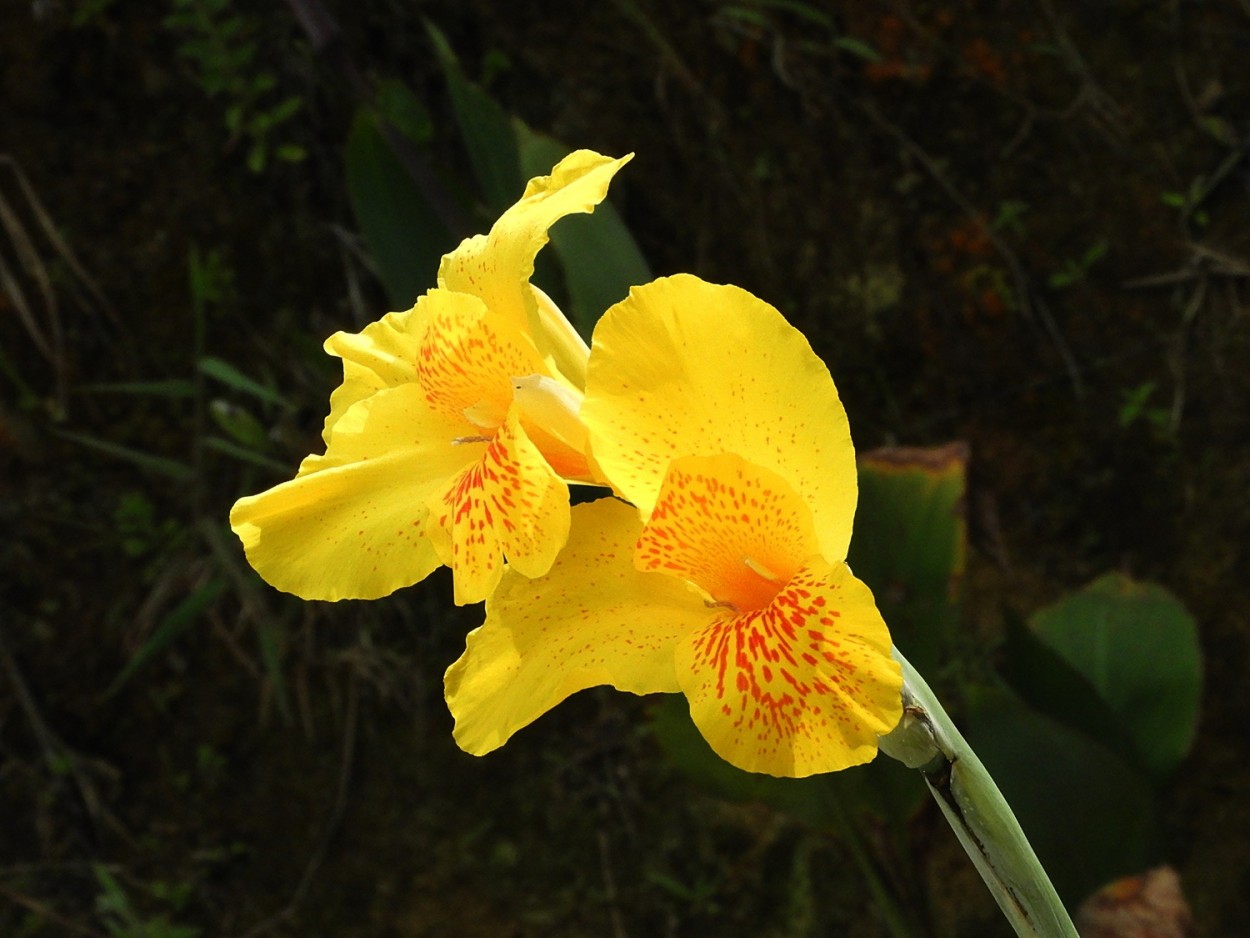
163, 0, 306, 171
345, 23, 650, 327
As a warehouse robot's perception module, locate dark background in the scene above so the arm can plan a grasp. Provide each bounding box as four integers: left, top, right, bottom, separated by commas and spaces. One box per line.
2, 1, 1248, 935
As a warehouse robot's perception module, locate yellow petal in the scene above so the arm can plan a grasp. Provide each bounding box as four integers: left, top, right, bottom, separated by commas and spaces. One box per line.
425, 410, 571, 605
438, 150, 632, 346
416, 289, 544, 428
229, 384, 473, 601
583, 274, 858, 560
636, 454, 819, 613
445, 498, 707, 756
675, 558, 903, 778
532, 284, 590, 390
321, 305, 427, 444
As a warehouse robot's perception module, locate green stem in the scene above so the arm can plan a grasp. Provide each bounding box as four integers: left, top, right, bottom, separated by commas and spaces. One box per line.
878, 648, 1079, 938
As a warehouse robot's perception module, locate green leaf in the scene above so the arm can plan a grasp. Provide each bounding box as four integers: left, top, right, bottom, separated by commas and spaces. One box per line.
1028, 573, 1202, 779
847, 443, 967, 675
107, 579, 228, 696
203, 436, 292, 473
833, 36, 882, 62
208, 399, 271, 451
344, 108, 456, 307
426, 21, 522, 216
53, 428, 195, 482
198, 356, 291, 408
965, 685, 1161, 906
997, 607, 1139, 769
515, 125, 651, 335
375, 79, 434, 144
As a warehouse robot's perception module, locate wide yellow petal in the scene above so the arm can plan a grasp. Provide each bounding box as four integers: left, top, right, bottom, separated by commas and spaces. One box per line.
636, 454, 819, 613
229, 383, 474, 601
445, 498, 707, 756
321, 305, 427, 443
425, 410, 571, 606
675, 558, 903, 778
438, 150, 632, 344
415, 289, 544, 428
583, 274, 858, 560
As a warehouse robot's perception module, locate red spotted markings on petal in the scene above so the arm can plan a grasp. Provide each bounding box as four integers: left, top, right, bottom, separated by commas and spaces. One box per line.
686, 562, 871, 760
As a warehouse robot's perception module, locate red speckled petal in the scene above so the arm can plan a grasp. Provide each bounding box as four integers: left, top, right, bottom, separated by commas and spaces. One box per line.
636, 454, 820, 613
583, 274, 858, 561
438, 151, 632, 339
229, 384, 473, 601
446, 498, 705, 756
416, 289, 544, 427
425, 410, 571, 605
675, 558, 903, 777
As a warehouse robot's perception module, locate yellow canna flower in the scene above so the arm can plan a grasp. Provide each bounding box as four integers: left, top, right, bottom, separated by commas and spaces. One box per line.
229, 150, 632, 605
446, 275, 904, 777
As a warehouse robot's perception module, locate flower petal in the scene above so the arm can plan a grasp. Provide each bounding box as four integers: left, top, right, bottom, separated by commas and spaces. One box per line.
229, 383, 473, 601
445, 498, 705, 756
636, 454, 819, 613
438, 150, 632, 347
425, 411, 572, 605
583, 274, 858, 560
321, 305, 427, 443
415, 289, 544, 427
675, 558, 903, 777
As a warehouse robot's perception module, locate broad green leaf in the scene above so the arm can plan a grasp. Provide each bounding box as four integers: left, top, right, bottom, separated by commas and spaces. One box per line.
997, 607, 1138, 771
374, 79, 434, 145
426, 21, 522, 216
345, 108, 456, 307
516, 125, 652, 335
965, 685, 1161, 907
1028, 573, 1202, 779
848, 443, 967, 675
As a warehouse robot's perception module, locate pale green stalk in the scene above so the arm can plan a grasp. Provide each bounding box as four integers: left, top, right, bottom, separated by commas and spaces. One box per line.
877, 648, 1079, 938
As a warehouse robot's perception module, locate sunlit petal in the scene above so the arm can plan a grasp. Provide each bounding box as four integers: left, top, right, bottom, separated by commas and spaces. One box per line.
415, 289, 544, 427
583, 274, 858, 560
425, 411, 571, 605
438, 150, 632, 342
636, 454, 820, 613
532, 284, 590, 389
321, 305, 426, 443
676, 558, 903, 777
446, 498, 706, 756
230, 384, 472, 601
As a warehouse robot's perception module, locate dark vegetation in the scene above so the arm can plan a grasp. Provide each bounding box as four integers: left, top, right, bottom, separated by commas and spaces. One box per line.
2, 1, 1248, 935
